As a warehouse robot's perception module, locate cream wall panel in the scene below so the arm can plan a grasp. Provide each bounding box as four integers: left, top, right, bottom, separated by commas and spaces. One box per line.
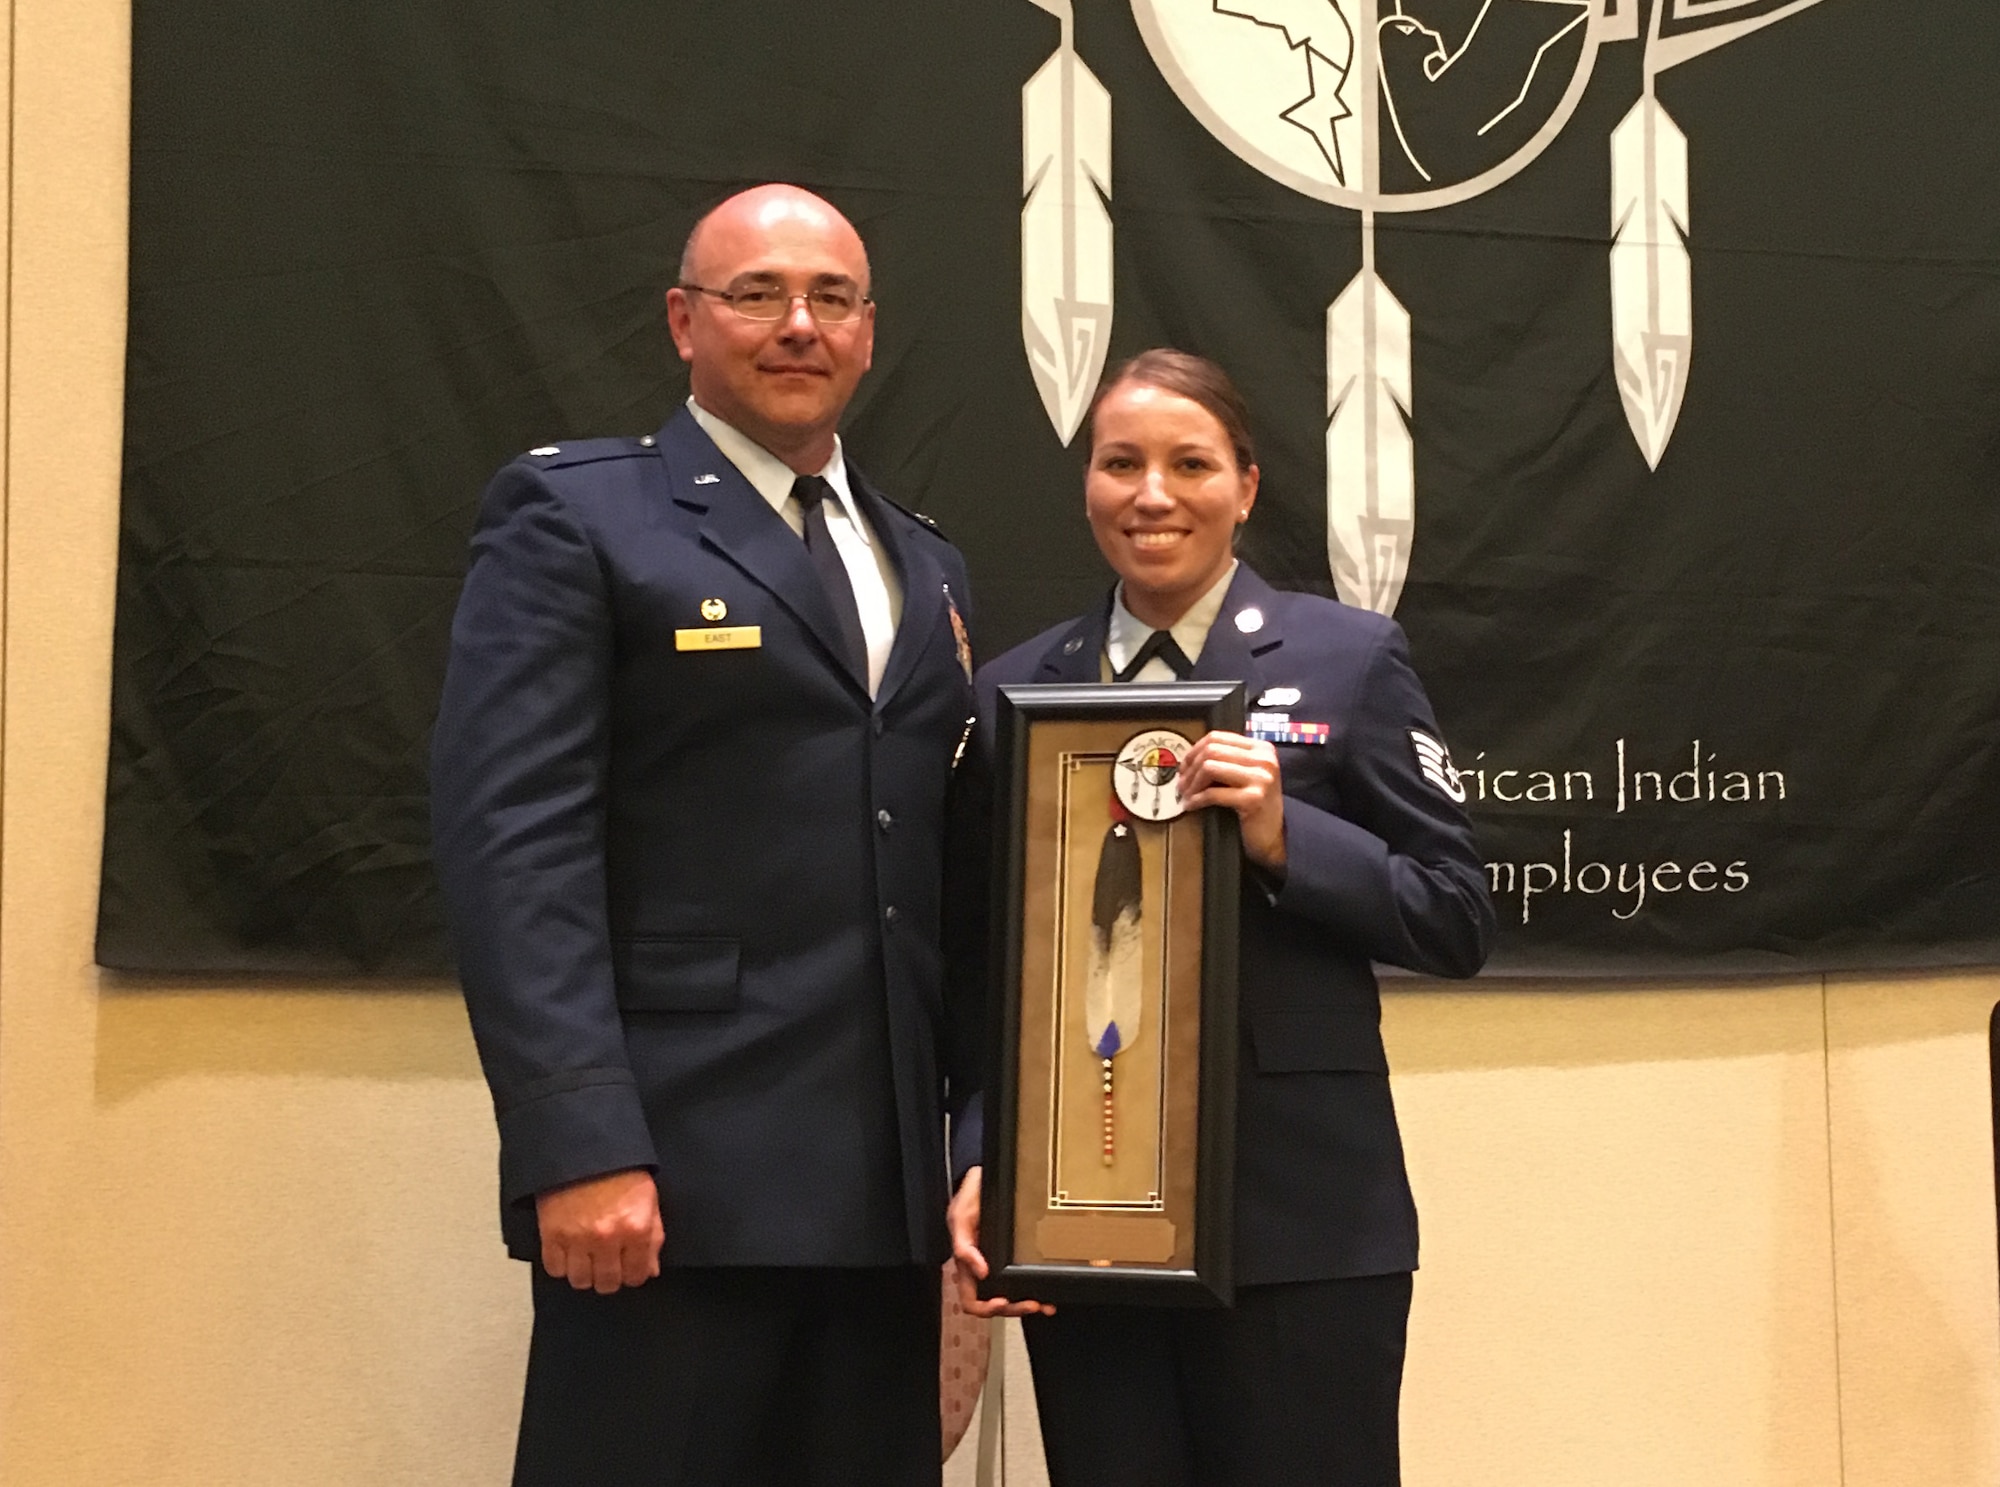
9, 999, 524, 1484
1387, 984, 1844, 1487
0, 0, 9, 841
1827, 971, 2000, 1487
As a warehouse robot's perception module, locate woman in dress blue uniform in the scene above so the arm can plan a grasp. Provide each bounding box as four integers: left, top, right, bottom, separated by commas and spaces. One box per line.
949, 350, 1494, 1487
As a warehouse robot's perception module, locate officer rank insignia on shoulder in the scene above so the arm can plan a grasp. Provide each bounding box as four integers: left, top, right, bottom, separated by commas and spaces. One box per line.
1410, 730, 1468, 802
523, 437, 652, 470
877, 492, 948, 540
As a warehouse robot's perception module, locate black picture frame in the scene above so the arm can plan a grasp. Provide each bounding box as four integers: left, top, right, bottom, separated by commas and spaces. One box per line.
979, 681, 1243, 1308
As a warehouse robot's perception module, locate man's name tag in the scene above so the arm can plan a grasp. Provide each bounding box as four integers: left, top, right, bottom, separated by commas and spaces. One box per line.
675, 625, 762, 652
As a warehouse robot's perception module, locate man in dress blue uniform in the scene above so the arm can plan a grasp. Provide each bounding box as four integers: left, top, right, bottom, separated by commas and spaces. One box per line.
431, 184, 980, 1486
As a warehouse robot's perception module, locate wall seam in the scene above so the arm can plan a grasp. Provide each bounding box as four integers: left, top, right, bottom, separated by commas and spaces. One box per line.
0, 0, 15, 1047
1821, 973, 1849, 1487
0, 0, 13, 1458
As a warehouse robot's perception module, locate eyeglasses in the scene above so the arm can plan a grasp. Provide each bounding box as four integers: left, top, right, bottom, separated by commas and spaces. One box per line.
679, 278, 871, 325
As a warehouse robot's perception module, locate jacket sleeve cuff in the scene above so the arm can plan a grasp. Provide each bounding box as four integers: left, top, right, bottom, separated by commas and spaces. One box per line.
496, 1069, 658, 1207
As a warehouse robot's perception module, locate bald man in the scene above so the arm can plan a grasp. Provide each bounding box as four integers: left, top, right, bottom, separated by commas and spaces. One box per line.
432, 185, 980, 1486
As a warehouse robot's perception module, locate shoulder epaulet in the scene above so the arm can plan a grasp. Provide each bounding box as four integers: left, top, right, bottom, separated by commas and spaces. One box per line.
520, 434, 659, 471
873, 492, 951, 542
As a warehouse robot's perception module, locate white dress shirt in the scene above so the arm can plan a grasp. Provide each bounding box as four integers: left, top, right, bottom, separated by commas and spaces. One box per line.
689, 399, 903, 697
1103, 561, 1238, 682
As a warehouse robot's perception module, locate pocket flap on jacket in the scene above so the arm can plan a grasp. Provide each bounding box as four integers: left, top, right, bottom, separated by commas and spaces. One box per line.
611, 937, 740, 1012
1249, 1010, 1387, 1074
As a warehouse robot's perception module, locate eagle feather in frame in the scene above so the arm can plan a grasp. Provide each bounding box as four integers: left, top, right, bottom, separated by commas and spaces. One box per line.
1086, 810, 1143, 1164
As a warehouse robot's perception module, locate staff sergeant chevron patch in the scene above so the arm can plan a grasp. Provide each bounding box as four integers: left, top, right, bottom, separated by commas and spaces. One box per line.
1410, 730, 1467, 803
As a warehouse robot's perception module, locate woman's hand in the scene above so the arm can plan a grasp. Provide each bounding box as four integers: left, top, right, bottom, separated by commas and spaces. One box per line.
1179, 730, 1286, 871
948, 1167, 1055, 1318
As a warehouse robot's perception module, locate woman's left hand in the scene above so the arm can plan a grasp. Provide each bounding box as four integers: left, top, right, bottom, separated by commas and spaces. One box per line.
1179, 730, 1286, 871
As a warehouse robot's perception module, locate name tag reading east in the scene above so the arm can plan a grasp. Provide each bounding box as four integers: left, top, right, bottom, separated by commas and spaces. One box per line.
675, 625, 762, 652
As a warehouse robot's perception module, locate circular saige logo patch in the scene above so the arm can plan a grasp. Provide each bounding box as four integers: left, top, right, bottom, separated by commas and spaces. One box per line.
1114, 729, 1195, 821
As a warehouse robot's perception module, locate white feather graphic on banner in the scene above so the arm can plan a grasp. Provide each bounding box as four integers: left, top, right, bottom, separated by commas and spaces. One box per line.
1326, 238, 1414, 617
1021, 2, 1112, 445
1610, 94, 1691, 470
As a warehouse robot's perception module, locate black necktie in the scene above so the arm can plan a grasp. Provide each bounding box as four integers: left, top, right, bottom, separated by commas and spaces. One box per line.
792, 475, 869, 681
1114, 629, 1194, 683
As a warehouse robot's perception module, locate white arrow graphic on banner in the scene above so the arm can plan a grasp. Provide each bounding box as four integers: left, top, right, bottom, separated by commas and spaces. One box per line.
1610, 93, 1690, 469
1327, 215, 1414, 616
1022, 0, 1113, 445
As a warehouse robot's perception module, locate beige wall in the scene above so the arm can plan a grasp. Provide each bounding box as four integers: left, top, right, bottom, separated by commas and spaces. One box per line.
1393, 974, 2000, 1487
1, 1, 1994, 1482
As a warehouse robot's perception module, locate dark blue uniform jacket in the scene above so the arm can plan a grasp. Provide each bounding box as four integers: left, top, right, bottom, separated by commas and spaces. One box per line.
431, 407, 979, 1268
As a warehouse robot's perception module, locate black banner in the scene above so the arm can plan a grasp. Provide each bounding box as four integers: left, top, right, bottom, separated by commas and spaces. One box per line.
103, 0, 2000, 974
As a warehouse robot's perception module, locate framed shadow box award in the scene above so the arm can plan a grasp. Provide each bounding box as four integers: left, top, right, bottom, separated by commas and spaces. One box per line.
978, 682, 1242, 1308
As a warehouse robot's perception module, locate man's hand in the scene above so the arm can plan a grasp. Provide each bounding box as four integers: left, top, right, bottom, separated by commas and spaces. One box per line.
1180, 730, 1287, 871
948, 1167, 1055, 1318
536, 1168, 664, 1294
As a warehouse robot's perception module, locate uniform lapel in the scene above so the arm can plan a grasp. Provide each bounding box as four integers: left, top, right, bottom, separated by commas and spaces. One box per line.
1034, 593, 1115, 683
852, 474, 948, 712
1189, 564, 1284, 698
659, 410, 869, 696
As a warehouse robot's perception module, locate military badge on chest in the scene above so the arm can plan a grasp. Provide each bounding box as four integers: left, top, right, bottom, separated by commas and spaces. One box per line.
675, 596, 760, 652
943, 581, 973, 681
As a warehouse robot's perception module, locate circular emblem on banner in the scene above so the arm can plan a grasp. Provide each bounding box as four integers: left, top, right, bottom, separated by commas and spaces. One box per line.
1114, 729, 1194, 821
1130, 0, 1602, 212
